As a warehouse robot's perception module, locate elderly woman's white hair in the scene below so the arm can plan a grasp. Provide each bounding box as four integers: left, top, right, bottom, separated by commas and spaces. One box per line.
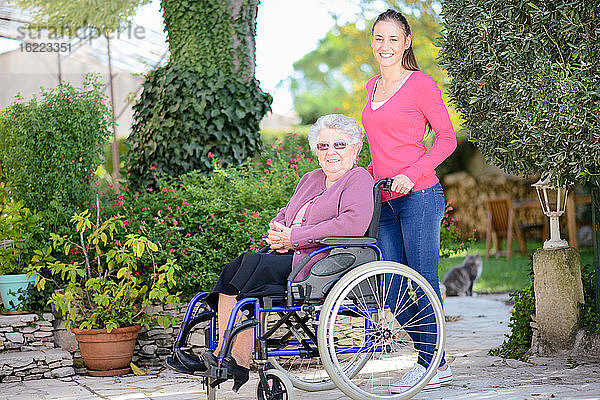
307, 114, 364, 152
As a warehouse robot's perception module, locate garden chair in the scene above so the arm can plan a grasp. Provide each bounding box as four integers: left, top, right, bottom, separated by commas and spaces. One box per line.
485, 197, 526, 260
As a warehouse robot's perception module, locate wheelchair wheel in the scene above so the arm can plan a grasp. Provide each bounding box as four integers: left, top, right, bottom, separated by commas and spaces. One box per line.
261, 310, 370, 392
257, 368, 295, 400
317, 261, 445, 400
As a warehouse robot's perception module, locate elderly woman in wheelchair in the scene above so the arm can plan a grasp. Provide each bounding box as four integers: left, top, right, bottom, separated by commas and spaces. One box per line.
167, 113, 446, 400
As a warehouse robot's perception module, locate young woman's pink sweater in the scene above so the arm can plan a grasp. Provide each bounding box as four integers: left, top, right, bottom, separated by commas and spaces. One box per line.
361, 71, 457, 201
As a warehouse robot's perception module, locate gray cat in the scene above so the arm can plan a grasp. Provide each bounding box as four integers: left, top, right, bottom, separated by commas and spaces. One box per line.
442, 252, 483, 296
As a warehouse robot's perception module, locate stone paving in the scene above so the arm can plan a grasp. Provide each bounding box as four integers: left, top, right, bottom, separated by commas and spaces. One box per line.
1, 294, 599, 400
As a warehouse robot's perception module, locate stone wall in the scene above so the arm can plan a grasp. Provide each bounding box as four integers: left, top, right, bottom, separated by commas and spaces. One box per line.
0, 313, 75, 382
0, 303, 209, 379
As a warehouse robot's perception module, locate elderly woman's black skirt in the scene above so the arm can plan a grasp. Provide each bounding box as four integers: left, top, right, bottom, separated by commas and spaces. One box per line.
206, 251, 293, 310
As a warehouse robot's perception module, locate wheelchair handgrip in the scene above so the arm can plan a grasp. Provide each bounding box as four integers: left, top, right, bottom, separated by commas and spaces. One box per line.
376, 178, 394, 197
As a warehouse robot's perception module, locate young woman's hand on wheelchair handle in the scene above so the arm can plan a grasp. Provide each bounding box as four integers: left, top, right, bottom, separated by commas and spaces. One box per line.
391, 174, 414, 195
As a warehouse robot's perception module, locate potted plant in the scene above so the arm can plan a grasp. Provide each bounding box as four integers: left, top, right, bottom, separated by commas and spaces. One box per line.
0, 197, 40, 313
30, 203, 181, 376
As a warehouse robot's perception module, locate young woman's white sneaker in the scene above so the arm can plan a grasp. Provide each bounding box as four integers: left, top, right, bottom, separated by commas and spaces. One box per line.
390, 363, 441, 393
438, 364, 453, 385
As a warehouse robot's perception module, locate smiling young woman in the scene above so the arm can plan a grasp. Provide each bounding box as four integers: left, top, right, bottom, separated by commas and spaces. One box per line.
361, 8, 457, 393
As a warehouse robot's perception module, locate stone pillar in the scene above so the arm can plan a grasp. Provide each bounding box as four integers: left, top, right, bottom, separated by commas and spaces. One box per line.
533, 247, 584, 353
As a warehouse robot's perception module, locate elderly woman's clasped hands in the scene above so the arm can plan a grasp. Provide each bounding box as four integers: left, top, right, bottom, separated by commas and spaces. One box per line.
266, 221, 292, 253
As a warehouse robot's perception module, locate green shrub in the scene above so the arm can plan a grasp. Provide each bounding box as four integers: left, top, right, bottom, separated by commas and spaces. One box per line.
0, 196, 41, 275
489, 281, 535, 360
127, 66, 272, 190
0, 74, 111, 233
440, 201, 474, 259
113, 135, 316, 297
579, 263, 600, 334
440, 0, 600, 186
115, 133, 470, 298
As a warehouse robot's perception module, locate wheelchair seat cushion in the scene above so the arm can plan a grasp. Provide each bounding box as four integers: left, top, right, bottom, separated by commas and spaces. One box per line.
205, 251, 293, 310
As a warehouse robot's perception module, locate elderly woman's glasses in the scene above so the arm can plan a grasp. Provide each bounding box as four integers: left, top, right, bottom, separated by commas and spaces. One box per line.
316, 141, 348, 151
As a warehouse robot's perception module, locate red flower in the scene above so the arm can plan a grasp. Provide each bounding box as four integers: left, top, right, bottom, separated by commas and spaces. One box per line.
266, 159, 272, 165
208, 152, 215, 158
173, 220, 178, 225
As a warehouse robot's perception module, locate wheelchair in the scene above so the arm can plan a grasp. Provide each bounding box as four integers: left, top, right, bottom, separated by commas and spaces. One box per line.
167, 179, 446, 400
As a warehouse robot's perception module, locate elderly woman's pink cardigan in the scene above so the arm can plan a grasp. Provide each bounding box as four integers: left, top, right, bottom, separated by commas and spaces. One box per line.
271, 165, 374, 280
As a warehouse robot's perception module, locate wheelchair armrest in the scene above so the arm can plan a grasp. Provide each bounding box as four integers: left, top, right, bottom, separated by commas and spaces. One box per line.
315, 237, 377, 246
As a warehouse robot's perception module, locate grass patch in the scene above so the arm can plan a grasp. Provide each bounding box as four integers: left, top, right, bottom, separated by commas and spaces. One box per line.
439, 240, 595, 294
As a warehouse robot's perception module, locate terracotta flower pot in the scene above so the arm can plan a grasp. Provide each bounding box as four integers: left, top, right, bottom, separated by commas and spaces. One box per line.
72, 325, 141, 376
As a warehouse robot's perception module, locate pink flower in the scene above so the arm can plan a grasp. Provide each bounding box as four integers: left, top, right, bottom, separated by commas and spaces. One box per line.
182, 201, 189, 207
264, 169, 269, 173
334, 107, 340, 111
283, 174, 287, 179
266, 159, 272, 165
173, 220, 178, 225
250, 211, 260, 219
150, 165, 156, 170
208, 152, 215, 158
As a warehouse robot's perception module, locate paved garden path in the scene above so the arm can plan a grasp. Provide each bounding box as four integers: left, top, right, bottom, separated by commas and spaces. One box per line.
1, 294, 599, 400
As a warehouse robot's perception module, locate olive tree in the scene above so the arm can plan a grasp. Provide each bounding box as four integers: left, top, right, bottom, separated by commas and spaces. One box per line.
439, 0, 599, 188
440, 0, 600, 334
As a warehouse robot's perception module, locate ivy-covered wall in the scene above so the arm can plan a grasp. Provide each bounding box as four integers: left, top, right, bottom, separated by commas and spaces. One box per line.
127, 0, 271, 189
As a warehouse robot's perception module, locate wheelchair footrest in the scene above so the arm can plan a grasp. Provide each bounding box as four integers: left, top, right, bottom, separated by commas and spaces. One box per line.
209, 365, 229, 380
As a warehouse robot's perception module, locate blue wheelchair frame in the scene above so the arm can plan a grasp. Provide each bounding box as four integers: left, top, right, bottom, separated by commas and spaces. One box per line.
174, 243, 385, 365
170, 179, 393, 394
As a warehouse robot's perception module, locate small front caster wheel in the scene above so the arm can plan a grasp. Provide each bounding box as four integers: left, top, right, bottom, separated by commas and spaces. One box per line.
257, 368, 295, 400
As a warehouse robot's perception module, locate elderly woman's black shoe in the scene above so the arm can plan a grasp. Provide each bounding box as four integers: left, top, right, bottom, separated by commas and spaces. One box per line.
223, 356, 250, 392
201, 351, 218, 369
174, 349, 208, 372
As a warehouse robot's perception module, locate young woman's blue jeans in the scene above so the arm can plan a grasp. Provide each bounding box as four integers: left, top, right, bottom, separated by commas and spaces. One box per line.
377, 182, 446, 368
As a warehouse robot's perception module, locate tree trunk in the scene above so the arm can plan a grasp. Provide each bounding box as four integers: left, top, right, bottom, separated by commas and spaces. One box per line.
161, 0, 259, 78
229, 0, 258, 78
